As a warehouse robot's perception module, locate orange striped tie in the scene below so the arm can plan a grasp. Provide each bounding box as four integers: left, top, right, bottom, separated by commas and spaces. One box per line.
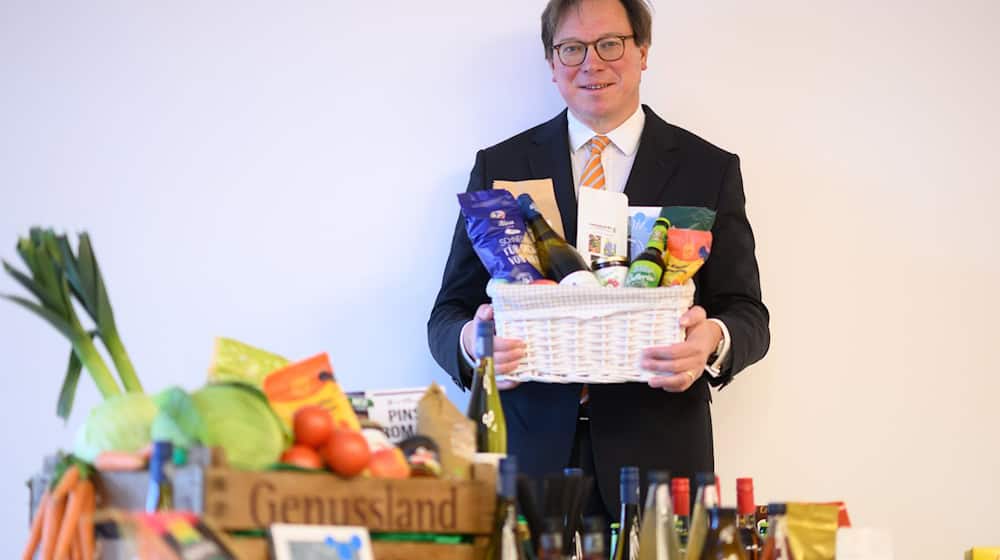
580, 135, 611, 190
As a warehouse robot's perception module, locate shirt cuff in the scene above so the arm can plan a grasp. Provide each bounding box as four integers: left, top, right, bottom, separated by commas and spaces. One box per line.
704, 318, 732, 378
459, 320, 477, 368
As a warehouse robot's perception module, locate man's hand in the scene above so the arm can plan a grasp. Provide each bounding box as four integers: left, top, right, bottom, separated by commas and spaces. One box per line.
642, 305, 722, 392
461, 304, 524, 390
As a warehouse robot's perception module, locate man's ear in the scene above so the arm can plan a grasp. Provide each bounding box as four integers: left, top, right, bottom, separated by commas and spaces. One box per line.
549, 57, 557, 82
639, 44, 649, 71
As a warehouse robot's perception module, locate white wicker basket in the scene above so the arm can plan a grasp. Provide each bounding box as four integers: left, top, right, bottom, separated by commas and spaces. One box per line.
487, 281, 696, 383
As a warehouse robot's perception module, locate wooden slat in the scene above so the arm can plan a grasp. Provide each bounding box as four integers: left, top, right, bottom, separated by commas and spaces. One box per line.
203, 468, 494, 534
228, 537, 485, 560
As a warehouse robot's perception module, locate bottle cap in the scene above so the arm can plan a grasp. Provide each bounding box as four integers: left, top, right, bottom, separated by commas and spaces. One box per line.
647, 470, 671, 485
591, 256, 629, 269
475, 321, 494, 358
619, 466, 639, 504
499, 456, 517, 498
516, 194, 540, 218
736, 477, 755, 515
694, 471, 716, 487
671, 477, 690, 493
563, 467, 583, 477
767, 502, 787, 516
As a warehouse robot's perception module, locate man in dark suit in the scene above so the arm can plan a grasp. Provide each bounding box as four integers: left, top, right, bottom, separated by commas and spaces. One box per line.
428, 0, 769, 520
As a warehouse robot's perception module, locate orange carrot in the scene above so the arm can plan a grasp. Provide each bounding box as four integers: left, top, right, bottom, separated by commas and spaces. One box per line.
54, 477, 87, 560
94, 450, 146, 471
52, 464, 80, 499
78, 480, 96, 560
40, 492, 66, 560
21, 491, 49, 560
69, 529, 81, 560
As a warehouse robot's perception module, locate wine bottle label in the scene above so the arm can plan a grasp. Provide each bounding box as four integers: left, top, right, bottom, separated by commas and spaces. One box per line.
558, 270, 602, 287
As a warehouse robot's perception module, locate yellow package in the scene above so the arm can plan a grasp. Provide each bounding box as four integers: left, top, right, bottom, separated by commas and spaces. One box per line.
785, 502, 839, 560
262, 352, 360, 431
966, 547, 1000, 560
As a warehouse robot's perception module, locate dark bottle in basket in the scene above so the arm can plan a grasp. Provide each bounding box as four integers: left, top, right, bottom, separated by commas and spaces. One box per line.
624, 217, 670, 288
465, 320, 507, 454
516, 194, 601, 287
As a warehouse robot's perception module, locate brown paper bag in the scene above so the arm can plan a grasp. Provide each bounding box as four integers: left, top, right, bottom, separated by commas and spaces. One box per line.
493, 179, 565, 240
416, 383, 476, 480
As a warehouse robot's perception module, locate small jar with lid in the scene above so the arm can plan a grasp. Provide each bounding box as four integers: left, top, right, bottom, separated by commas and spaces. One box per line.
591, 256, 629, 288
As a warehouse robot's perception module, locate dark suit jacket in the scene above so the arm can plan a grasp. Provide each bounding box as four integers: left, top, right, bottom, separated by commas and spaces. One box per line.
427, 105, 769, 514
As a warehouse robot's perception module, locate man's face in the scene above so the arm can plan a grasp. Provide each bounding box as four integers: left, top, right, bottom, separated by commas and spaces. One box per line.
550, 0, 648, 133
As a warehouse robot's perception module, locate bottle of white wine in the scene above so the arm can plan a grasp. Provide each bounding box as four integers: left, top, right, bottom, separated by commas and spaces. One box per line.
516, 194, 600, 286
638, 470, 680, 559
465, 320, 508, 454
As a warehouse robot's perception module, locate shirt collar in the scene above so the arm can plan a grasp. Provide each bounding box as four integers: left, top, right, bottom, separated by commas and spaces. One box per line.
567, 105, 645, 156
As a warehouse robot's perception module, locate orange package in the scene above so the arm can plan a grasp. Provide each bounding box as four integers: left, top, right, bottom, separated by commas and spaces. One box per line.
262, 352, 360, 432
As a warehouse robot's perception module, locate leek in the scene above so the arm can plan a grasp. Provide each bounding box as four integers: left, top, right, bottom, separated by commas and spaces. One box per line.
55, 232, 142, 393
3, 228, 144, 419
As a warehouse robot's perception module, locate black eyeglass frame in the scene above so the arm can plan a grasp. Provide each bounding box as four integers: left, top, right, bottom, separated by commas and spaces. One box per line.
551, 35, 635, 67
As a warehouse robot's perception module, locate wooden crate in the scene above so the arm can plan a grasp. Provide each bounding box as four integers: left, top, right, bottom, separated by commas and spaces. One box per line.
29, 452, 497, 560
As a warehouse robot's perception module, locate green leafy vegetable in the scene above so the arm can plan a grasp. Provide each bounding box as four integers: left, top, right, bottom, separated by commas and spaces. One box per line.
151, 386, 205, 448
190, 383, 289, 470
73, 392, 157, 462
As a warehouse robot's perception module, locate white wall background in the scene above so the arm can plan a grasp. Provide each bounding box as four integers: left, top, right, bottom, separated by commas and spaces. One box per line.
1, 1, 997, 558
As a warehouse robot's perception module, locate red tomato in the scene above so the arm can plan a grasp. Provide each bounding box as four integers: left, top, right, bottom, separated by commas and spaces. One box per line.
369, 448, 411, 479
280, 444, 324, 470
293, 405, 334, 448
322, 428, 371, 477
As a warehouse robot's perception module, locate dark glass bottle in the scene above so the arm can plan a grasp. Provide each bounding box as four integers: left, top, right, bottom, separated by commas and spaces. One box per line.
145, 440, 174, 512
487, 456, 526, 560
759, 503, 789, 560
612, 466, 641, 560
736, 478, 759, 560
581, 516, 607, 560
465, 320, 507, 453
699, 507, 748, 560
624, 217, 670, 287
562, 467, 584, 559
517, 194, 600, 286
538, 516, 566, 560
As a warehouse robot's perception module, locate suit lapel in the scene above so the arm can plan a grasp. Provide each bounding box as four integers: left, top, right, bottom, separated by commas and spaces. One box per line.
527, 110, 579, 246
623, 105, 681, 205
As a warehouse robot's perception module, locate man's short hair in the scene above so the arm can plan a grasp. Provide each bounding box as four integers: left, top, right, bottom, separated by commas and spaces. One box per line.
541, 0, 652, 61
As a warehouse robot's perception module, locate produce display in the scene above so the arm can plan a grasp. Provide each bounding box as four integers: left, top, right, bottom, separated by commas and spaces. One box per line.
4, 228, 456, 559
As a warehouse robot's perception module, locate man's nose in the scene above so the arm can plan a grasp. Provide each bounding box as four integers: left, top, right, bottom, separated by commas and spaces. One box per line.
581, 45, 607, 71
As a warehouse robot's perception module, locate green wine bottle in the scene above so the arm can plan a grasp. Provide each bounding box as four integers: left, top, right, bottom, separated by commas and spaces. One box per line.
624, 218, 670, 288
612, 466, 641, 560
465, 320, 508, 454
516, 194, 601, 286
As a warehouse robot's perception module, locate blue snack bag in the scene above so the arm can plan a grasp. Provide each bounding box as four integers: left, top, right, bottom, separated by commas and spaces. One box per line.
458, 189, 544, 283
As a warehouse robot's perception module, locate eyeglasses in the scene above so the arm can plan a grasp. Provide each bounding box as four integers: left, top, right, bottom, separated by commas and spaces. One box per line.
552, 35, 634, 67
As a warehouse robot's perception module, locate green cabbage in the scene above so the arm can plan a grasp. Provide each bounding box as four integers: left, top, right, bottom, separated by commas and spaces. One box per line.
73, 392, 157, 462
151, 386, 205, 448
190, 383, 288, 470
